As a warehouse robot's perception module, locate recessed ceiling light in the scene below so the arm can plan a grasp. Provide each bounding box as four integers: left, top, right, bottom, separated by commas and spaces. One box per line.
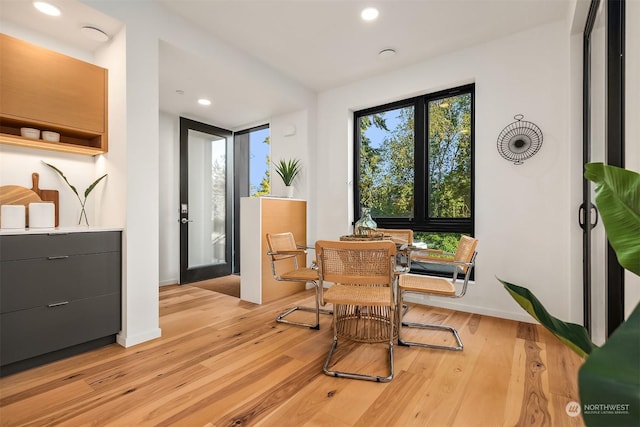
198, 98, 212, 106
81, 26, 109, 42
33, 1, 61, 16
361, 7, 379, 21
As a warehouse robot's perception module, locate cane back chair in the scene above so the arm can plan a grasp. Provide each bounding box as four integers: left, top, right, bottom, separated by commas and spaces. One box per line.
398, 235, 478, 351
376, 228, 414, 274
375, 228, 413, 246
316, 240, 397, 382
266, 232, 331, 329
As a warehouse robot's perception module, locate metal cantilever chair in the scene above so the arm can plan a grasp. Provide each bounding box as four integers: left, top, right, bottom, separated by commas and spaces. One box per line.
316, 240, 397, 382
266, 232, 332, 329
398, 235, 478, 351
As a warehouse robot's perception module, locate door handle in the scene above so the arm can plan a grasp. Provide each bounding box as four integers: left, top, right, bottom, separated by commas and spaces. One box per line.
48, 301, 69, 308
578, 202, 599, 231
180, 218, 193, 224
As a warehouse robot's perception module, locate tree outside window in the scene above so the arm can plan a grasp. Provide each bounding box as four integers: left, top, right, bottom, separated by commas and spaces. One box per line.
355, 84, 474, 254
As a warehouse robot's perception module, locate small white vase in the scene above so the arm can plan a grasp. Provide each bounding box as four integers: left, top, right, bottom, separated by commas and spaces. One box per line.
286, 185, 295, 198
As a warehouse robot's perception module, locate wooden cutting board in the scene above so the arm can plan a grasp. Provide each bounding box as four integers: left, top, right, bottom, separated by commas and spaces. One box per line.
31, 173, 60, 227
0, 185, 42, 227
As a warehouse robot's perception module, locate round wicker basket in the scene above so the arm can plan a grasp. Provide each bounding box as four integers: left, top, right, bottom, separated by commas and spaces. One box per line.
339, 234, 391, 241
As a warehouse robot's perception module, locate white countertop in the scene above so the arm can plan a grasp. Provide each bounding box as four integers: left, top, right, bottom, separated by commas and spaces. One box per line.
0, 226, 123, 236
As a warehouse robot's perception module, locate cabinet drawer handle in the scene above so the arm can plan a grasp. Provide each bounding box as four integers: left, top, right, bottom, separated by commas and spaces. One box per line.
48, 301, 69, 308
47, 256, 69, 260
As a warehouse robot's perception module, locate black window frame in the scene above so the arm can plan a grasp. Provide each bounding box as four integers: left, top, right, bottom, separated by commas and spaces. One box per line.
353, 84, 475, 237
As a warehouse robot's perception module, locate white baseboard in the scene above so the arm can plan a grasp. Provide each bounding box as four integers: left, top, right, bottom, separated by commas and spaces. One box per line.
159, 279, 177, 286
403, 294, 537, 324
116, 327, 162, 348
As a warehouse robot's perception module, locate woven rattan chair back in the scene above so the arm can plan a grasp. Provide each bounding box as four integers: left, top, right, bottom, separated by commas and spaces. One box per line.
375, 228, 414, 245
316, 240, 397, 287
316, 240, 397, 382
266, 232, 301, 278
452, 235, 479, 275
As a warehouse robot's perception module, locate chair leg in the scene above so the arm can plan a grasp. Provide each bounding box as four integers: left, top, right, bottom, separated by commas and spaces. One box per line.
276, 285, 332, 330
322, 307, 394, 382
276, 306, 321, 329
398, 321, 463, 351
398, 298, 463, 351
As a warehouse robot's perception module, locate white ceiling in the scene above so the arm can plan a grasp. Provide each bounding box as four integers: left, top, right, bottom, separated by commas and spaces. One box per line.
1, 0, 573, 129
158, 0, 572, 92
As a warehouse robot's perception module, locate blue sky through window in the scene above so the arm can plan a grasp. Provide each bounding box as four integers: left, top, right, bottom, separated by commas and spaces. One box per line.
249, 127, 270, 196
362, 109, 402, 150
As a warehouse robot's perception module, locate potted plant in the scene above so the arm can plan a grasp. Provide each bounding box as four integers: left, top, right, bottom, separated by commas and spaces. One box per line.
500, 163, 639, 426
274, 158, 301, 198
43, 161, 107, 226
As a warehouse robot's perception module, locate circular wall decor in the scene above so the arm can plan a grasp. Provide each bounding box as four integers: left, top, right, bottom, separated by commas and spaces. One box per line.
497, 114, 543, 165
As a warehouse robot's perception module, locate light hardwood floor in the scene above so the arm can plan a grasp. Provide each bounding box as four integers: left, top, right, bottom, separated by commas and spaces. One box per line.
0, 285, 585, 426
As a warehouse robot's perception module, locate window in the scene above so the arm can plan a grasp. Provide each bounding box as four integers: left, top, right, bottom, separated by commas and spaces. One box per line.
233, 124, 270, 272
354, 84, 474, 252
235, 124, 270, 197
238, 125, 270, 197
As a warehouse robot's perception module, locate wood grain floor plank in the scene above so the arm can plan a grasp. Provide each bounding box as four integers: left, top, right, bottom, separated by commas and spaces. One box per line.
0, 285, 584, 426
451, 316, 518, 426
401, 311, 499, 426
515, 338, 552, 426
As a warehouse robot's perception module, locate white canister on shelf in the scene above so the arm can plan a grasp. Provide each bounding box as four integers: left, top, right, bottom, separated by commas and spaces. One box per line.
28, 202, 55, 228
1, 205, 26, 229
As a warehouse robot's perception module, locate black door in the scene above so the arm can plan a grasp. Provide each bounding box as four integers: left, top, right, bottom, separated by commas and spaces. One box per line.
179, 117, 233, 283
581, 0, 625, 340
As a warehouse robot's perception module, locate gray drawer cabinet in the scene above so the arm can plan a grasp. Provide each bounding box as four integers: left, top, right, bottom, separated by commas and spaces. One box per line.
0, 231, 121, 375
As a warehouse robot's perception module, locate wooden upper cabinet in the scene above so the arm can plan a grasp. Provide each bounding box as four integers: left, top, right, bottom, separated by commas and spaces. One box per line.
0, 34, 108, 156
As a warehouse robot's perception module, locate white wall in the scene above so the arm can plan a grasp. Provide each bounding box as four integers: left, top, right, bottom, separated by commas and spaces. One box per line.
315, 20, 577, 323
270, 109, 314, 199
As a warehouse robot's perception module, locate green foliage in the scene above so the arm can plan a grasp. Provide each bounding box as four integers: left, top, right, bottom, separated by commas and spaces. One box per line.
579, 164, 640, 426
584, 163, 640, 275
427, 95, 472, 218
414, 231, 462, 253
274, 158, 301, 186
500, 279, 595, 358
358, 94, 471, 220
500, 163, 640, 426
43, 161, 107, 226
579, 305, 640, 426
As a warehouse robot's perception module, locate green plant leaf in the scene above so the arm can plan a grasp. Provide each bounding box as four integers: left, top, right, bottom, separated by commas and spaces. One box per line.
585, 163, 640, 276
579, 303, 640, 426
274, 158, 301, 186
499, 278, 595, 358
84, 174, 108, 198
42, 161, 80, 198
